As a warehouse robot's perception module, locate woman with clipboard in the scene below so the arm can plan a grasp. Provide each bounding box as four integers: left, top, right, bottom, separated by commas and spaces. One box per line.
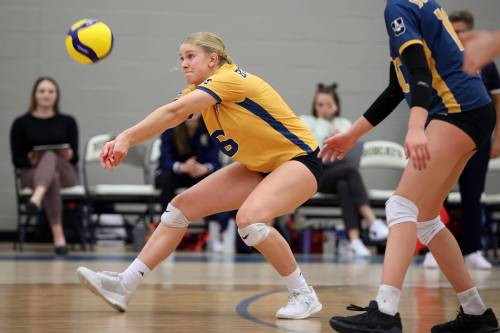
10, 77, 79, 255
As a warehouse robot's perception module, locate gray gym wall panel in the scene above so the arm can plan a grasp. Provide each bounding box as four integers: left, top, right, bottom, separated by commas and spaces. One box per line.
0, 0, 498, 230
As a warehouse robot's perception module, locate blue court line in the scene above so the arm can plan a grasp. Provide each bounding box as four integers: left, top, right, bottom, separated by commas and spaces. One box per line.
0, 253, 499, 266
235, 289, 308, 333
0, 253, 384, 264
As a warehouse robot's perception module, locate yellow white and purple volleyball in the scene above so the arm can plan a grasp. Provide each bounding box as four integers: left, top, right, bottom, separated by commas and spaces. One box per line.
65, 19, 113, 64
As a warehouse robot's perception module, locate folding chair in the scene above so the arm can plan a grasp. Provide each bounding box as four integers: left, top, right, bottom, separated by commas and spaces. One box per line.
13, 168, 87, 251
360, 140, 407, 209
483, 156, 500, 257
82, 134, 161, 245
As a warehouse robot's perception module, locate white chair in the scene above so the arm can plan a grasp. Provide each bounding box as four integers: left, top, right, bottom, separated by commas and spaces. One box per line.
83, 134, 160, 200
144, 137, 162, 185
360, 140, 407, 203
483, 156, 500, 207
82, 134, 160, 244
446, 156, 500, 207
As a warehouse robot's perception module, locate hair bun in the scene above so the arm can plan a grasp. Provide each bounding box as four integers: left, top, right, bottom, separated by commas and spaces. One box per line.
331, 82, 338, 89
317, 83, 325, 89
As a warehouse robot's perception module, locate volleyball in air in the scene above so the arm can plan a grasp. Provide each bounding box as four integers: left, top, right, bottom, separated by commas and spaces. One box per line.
65, 19, 113, 64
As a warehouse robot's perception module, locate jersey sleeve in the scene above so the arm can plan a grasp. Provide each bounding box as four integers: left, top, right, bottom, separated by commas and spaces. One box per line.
176, 85, 196, 100
384, 2, 423, 56
196, 71, 245, 103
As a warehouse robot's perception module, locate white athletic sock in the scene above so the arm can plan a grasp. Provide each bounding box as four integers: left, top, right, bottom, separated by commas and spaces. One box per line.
457, 287, 487, 315
121, 258, 151, 292
375, 284, 401, 316
282, 267, 309, 291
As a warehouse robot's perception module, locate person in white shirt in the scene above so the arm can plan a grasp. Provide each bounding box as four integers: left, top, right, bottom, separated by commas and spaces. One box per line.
301, 83, 388, 257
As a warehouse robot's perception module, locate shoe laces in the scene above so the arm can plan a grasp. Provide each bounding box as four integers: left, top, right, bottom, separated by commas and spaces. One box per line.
287, 290, 311, 306
346, 303, 377, 313
449, 310, 472, 328
345, 302, 383, 320
100, 271, 122, 283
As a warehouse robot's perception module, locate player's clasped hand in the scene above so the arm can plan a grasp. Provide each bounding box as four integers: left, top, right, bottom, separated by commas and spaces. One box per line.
100, 134, 130, 170
318, 132, 356, 163
404, 128, 431, 171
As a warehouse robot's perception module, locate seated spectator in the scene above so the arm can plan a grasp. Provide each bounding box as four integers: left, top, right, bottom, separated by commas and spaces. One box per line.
154, 113, 231, 252
9, 77, 79, 255
301, 83, 388, 257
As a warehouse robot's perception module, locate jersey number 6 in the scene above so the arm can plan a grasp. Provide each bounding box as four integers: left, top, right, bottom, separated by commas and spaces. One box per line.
211, 130, 239, 157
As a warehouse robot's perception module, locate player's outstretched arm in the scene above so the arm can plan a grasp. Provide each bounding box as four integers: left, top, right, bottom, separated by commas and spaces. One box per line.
318, 117, 373, 163
319, 64, 404, 163
100, 90, 216, 170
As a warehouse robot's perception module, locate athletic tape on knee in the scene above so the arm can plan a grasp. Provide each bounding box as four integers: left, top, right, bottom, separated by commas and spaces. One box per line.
417, 216, 445, 246
385, 195, 419, 227
238, 223, 271, 247
160, 203, 190, 228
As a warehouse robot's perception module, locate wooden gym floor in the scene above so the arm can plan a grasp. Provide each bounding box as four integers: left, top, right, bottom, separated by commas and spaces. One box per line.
0, 243, 499, 333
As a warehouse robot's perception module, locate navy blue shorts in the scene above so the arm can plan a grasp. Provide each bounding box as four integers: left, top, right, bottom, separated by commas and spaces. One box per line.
260, 148, 323, 187
429, 103, 495, 149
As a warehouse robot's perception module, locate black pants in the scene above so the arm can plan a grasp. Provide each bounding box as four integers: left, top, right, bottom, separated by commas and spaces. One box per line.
458, 138, 491, 255
155, 170, 231, 231
317, 162, 370, 231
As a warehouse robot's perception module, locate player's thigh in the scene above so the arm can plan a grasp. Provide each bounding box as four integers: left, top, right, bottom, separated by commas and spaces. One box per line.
236, 160, 317, 227
171, 162, 263, 221
395, 120, 476, 220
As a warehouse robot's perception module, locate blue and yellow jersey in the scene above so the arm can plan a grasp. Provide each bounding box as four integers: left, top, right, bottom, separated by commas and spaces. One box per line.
385, 0, 491, 115
181, 64, 318, 173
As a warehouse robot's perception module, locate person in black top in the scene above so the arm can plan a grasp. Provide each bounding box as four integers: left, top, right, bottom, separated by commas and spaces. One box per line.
10, 77, 79, 255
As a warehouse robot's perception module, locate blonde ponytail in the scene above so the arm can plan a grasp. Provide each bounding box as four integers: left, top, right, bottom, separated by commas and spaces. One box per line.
183, 32, 233, 65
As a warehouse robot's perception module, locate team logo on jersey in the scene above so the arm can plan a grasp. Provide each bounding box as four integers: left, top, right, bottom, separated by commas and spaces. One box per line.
235, 67, 248, 78
391, 17, 406, 36
203, 78, 212, 85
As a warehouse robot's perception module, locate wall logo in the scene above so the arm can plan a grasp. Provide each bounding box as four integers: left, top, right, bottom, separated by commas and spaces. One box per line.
391, 17, 406, 36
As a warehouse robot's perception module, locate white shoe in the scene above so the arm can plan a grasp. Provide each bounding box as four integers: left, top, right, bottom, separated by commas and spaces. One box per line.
423, 252, 439, 269
222, 218, 236, 254
349, 239, 371, 257
276, 286, 322, 319
369, 219, 389, 242
465, 251, 492, 270
207, 221, 223, 252
76, 267, 132, 312
208, 239, 224, 253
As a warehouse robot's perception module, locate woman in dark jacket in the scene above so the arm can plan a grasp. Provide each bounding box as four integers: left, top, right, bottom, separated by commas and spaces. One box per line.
155, 113, 230, 251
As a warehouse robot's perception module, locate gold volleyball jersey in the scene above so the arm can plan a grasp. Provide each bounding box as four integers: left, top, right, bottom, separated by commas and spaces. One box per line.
181, 64, 317, 173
